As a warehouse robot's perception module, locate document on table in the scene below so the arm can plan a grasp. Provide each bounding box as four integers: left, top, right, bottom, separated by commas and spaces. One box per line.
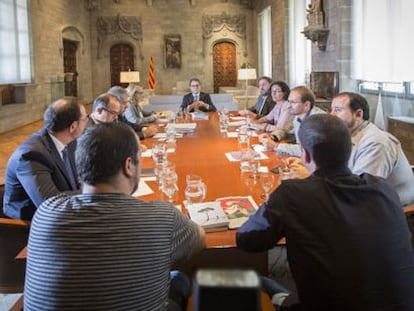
132, 180, 154, 197
224, 150, 268, 162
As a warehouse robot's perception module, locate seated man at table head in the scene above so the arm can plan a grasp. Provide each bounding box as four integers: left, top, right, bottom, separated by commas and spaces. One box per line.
24, 122, 205, 311
108, 85, 157, 139
180, 78, 217, 112
3, 98, 87, 220
259, 85, 325, 157
331, 91, 414, 206
237, 114, 414, 311
239, 76, 275, 119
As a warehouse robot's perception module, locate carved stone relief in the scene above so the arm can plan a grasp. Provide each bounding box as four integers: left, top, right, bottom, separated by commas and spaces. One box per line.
202, 12, 247, 56
96, 14, 143, 59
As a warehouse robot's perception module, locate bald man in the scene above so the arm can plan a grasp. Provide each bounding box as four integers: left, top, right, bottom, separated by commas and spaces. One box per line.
3, 98, 88, 220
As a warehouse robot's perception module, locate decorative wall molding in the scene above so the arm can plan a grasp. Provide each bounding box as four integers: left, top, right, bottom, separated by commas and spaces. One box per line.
202, 12, 247, 56
85, 0, 100, 11
96, 14, 143, 59
302, 0, 329, 51
59, 25, 86, 56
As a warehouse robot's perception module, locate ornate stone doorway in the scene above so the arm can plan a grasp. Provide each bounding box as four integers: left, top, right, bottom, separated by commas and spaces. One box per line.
212, 41, 237, 93
63, 39, 78, 97
110, 43, 135, 87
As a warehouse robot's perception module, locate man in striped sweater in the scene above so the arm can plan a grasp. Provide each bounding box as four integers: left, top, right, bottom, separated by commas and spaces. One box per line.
24, 122, 205, 311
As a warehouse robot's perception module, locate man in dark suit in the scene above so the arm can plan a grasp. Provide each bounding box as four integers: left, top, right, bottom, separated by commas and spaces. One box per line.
240, 76, 275, 119
107, 86, 157, 139
180, 78, 216, 112
3, 98, 88, 220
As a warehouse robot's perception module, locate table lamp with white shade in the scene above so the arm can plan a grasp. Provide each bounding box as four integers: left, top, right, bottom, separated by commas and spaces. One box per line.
238, 68, 257, 110
120, 70, 140, 89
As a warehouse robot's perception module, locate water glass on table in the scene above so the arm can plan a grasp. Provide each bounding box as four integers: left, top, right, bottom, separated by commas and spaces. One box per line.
238, 126, 250, 151
152, 142, 167, 165
162, 171, 178, 203
260, 172, 275, 200
184, 174, 207, 207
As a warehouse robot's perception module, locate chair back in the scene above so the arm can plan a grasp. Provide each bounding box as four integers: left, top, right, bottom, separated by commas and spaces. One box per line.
0, 184, 30, 293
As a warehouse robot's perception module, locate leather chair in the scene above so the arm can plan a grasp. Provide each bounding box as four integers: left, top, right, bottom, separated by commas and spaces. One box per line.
0, 184, 30, 294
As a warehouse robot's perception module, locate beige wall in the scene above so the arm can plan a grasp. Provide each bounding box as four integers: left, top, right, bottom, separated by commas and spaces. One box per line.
0, 0, 93, 133
89, 0, 257, 95
1, 0, 412, 133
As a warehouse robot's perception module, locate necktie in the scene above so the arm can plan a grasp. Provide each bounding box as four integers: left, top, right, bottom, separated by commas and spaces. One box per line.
257, 96, 267, 116
194, 94, 199, 102
62, 147, 77, 189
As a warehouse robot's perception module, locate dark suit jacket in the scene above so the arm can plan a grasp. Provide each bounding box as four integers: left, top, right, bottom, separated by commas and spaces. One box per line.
3, 128, 79, 220
180, 92, 217, 112
248, 94, 275, 119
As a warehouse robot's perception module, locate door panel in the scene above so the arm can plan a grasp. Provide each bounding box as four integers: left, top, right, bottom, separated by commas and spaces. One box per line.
63, 40, 78, 97
213, 42, 237, 93
110, 44, 135, 87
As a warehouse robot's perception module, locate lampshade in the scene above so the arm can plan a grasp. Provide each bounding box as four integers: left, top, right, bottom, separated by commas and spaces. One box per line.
238, 68, 257, 81
120, 71, 140, 83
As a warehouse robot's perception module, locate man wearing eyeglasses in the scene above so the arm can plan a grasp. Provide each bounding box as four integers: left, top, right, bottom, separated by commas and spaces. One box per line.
108, 86, 158, 139
88, 93, 121, 126
259, 86, 325, 157
3, 98, 88, 220
180, 78, 216, 112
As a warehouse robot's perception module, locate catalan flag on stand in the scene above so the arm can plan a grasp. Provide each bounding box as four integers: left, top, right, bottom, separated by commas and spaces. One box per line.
148, 56, 156, 90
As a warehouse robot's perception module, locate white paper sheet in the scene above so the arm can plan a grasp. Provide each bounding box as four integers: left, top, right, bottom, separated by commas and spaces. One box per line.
132, 180, 154, 197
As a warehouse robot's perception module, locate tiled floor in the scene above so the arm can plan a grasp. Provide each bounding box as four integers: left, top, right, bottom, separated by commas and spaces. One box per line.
0, 294, 21, 311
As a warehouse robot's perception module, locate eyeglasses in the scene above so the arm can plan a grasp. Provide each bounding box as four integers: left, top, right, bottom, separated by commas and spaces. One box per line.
271, 90, 283, 94
190, 84, 200, 87
287, 100, 303, 105
102, 107, 119, 116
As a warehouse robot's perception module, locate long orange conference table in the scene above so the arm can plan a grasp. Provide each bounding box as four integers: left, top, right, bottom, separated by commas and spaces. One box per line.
139, 112, 286, 276
17, 112, 287, 276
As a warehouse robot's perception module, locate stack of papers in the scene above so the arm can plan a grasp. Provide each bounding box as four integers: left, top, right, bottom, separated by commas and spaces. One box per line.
191, 112, 209, 120
168, 123, 197, 134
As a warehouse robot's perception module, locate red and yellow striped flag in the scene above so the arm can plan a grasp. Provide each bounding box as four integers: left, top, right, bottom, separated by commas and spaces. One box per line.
148, 56, 156, 90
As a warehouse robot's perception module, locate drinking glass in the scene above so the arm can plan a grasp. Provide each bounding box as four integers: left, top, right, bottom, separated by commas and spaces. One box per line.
238, 126, 250, 151
162, 172, 178, 203
185, 174, 207, 206
219, 114, 228, 133
165, 125, 176, 150
248, 158, 260, 179
152, 142, 167, 165
260, 172, 275, 200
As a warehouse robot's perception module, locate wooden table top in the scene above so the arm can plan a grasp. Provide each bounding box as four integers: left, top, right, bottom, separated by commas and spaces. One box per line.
15, 112, 287, 260
139, 112, 285, 248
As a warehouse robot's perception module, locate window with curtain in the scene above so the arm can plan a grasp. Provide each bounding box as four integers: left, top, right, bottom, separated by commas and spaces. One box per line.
352, 0, 414, 83
258, 6, 272, 77
288, 0, 311, 87
0, 0, 32, 84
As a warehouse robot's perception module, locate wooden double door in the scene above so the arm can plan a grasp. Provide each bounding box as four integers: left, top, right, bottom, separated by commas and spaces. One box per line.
213, 42, 237, 93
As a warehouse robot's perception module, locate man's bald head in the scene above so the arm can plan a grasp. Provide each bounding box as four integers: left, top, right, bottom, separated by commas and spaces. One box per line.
44, 97, 84, 133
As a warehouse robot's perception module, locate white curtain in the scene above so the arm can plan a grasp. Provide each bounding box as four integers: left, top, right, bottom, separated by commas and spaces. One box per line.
0, 0, 32, 84
288, 0, 311, 87
352, 0, 414, 82
258, 6, 272, 78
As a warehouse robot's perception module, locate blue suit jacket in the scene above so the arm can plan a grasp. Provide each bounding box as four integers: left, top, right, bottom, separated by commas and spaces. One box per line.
3, 128, 79, 220
180, 92, 217, 112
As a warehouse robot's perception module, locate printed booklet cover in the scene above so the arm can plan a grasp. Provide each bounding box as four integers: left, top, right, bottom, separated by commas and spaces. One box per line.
186, 196, 259, 231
